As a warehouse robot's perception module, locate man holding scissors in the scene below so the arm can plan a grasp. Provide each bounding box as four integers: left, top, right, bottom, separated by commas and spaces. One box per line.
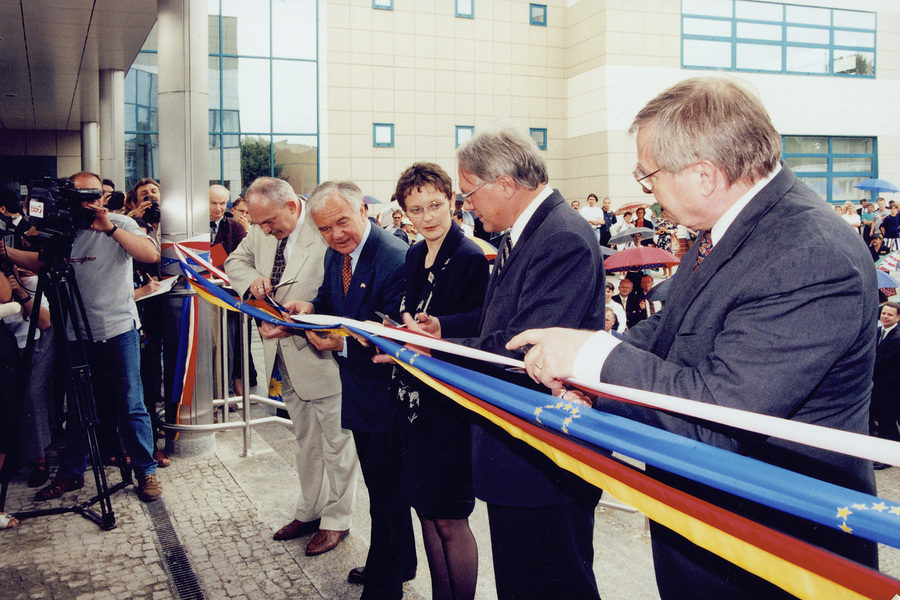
225, 177, 360, 557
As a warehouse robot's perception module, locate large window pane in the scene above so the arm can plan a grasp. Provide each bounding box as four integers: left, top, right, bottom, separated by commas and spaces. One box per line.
125, 133, 159, 189
786, 26, 829, 45
683, 0, 732, 18
786, 46, 828, 74
785, 5, 830, 26
683, 39, 732, 68
834, 50, 873, 75
833, 156, 872, 172
232, 57, 270, 133
221, 0, 271, 56
784, 136, 828, 154
736, 22, 781, 41
684, 17, 732, 37
735, 0, 782, 22
273, 135, 319, 195
834, 30, 875, 48
833, 138, 873, 154
834, 176, 869, 202
785, 157, 827, 172
272, 60, 317, 134
273, 0, 317, 59
800, 177, 829, 200
736, 43, 781, 71
833, 10, 875, 30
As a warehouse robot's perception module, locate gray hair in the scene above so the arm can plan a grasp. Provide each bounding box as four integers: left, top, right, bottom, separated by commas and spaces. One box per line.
245, 177, 296, 208
307, 180, 364, 215
629, 77, 781, 186
457, 124, 548, 190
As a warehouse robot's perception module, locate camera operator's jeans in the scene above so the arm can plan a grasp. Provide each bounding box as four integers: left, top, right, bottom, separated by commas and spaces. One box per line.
58, 328, 158, 480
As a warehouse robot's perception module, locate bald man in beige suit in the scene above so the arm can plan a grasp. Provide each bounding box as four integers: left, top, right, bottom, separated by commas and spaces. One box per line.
225, 177, 359, 557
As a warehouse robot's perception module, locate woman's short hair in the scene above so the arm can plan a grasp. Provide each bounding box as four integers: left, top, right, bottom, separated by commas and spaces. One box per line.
394, 162, 453, 211
457, 123, 548, 190
629, 77, 781, 186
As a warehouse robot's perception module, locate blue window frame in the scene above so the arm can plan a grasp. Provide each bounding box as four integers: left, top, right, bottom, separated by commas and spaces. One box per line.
530, 4, 547, 27
456, 0, 474, 19
373, 0, 393, 10
530, 128, 547, 150
782, 135, 876, 203
374, 123, 395, 148
682, 1, 875, 77
456, 126, 474, 148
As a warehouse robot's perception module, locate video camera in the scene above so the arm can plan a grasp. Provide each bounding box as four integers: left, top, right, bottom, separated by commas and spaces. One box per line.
28, 178, 99, 236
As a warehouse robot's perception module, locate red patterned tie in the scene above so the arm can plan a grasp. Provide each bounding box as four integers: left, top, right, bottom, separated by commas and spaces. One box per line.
342, 254, 353, 295
694, 231, 713, 270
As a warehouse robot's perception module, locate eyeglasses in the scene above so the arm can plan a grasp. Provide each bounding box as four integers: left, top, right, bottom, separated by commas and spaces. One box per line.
459, 181, 489, 200
406, 200, 448, 218
633, 164, 661, 194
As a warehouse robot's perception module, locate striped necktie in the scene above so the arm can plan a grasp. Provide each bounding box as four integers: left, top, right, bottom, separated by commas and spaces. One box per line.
495, 235, 512, 276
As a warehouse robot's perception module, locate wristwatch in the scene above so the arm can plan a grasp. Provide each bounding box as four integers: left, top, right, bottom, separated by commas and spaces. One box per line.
105, 224, 118, 237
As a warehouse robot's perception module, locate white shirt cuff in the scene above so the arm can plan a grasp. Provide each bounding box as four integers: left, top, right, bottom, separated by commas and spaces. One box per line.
338, 337, 348, 358
571, 330, 621, 383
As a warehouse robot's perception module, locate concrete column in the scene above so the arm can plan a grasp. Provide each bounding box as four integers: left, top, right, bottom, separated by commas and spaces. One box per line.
99, 69, 126, 189
80, 122, 100, 175
157, 0, 215, 456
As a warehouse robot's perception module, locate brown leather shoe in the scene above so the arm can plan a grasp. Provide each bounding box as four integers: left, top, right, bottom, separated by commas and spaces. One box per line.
136, 474, 162, 503
35, 477, 85, 501
305, 528, 349, 556
273, 518, 320, 541
347, 565, 416, 585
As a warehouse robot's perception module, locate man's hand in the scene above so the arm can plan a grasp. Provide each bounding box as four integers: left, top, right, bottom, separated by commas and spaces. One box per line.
249, 276, 272, 300
134, 277, 161, 300
506, 327, 594, 389
234, 210, 251, 231
85, 200, 115, 234
403, 312, 441, 338
305, 329, 344, 352
259, 321, 291, 340
127, 199, 153, 220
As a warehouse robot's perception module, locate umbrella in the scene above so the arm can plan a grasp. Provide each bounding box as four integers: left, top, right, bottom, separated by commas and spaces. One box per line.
470, 237, 497, 260
855, 179, 899, 194
614, 202, 650, 216
877, 269, 898, 288
601, 246, 617, 258
604, 246, 680, 273
363, 195, 378, 205
608, 227, 655, 246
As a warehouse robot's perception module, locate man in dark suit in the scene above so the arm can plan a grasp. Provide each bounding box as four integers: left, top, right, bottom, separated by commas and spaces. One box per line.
411, 124, 605, 599
871, 301, 900, 448
509, 77, 878, 600
611, 277, 645, 329
209, 184, 247, 254
291, 181, 415, 600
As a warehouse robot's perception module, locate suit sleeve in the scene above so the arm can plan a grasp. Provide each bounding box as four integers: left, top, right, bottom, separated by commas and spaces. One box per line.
224, 228, 264, 297
597, 245, 871, 451
436, 251, 489, 338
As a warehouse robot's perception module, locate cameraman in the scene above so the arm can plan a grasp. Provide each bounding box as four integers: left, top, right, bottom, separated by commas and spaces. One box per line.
0, 171, 163, 503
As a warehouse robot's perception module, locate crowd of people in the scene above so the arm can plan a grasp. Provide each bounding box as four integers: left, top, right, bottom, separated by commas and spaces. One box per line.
1, 75, 898, 600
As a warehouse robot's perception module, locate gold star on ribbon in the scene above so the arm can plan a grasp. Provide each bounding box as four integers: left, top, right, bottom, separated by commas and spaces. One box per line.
534, 407, 543, 423
852, 503, 869, 511
890, 506, 900, 516
840, 522, 853, 534
836, 507, 852, 520
562, 416, 573, 433
872, 502, 888, 512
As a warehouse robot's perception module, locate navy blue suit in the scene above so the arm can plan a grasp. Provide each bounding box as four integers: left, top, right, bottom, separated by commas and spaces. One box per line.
460, 189, 605, 600
598, 165, 878, 599
311, 223, 414, 600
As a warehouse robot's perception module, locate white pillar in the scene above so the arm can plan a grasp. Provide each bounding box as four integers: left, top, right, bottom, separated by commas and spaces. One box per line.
99, 69, 126, 189
80, 122, 100, 175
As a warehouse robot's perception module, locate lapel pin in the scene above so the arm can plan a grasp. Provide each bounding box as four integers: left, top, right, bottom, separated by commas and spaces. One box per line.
360, 283, 366, 289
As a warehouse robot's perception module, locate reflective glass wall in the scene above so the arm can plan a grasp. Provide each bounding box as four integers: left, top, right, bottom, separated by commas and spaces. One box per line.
125, 0, 319, 196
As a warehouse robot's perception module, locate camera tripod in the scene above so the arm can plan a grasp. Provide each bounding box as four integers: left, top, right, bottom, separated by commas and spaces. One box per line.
0, 259, 131, 530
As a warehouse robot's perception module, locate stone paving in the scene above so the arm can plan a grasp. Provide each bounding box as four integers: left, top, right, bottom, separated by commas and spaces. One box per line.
2, 404, 899, 600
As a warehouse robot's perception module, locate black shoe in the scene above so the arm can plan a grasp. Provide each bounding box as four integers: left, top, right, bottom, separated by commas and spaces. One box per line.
874, 462, 892, 470
27, 461, 50, 488
348, 565, 416, 585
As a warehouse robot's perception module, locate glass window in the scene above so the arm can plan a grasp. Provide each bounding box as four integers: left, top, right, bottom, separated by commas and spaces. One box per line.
456, 126, 474, 148
530, 128, 547, 150
220, 0, 271, 57
683, 17, 732, 37
373, 0, 393, 10
833, 138, 873, 154
784, 157, 827, 172
735, 0, 782, 22
784, 136, 828, 154
272, 59, 317, 134
736, 43, 781, 71
783, 135, 876, 203
530, 4, 547, 26
373, 123, 394, 147
682, 1, 875, 77
272, 0, 317, 59
273, 135, 319, 196
683, 0, 732, 18
683, 39, 732, 69
233, 57, 271, 134
456, 0, 474, 19
786, 46, 828, 74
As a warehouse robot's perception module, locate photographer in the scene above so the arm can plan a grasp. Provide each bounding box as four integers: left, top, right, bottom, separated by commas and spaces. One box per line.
124, 178, 162, 235
0, 171, 163, 503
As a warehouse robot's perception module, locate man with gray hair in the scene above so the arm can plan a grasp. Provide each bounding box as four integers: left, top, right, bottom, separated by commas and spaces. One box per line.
225, 177, 359, 557
289, 180, 416, 600
409, 124, 605, 599
509, 77, 878, 599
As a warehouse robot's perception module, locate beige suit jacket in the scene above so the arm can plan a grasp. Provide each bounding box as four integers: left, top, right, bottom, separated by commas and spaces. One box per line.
224, 211, 341, 401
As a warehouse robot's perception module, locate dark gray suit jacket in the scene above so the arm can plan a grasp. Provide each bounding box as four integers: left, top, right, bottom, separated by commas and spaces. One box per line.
462, 189, 606, 507
598, 165, 878, 591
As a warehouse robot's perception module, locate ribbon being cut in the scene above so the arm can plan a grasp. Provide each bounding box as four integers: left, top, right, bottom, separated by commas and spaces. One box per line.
174, 246, 900, 599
